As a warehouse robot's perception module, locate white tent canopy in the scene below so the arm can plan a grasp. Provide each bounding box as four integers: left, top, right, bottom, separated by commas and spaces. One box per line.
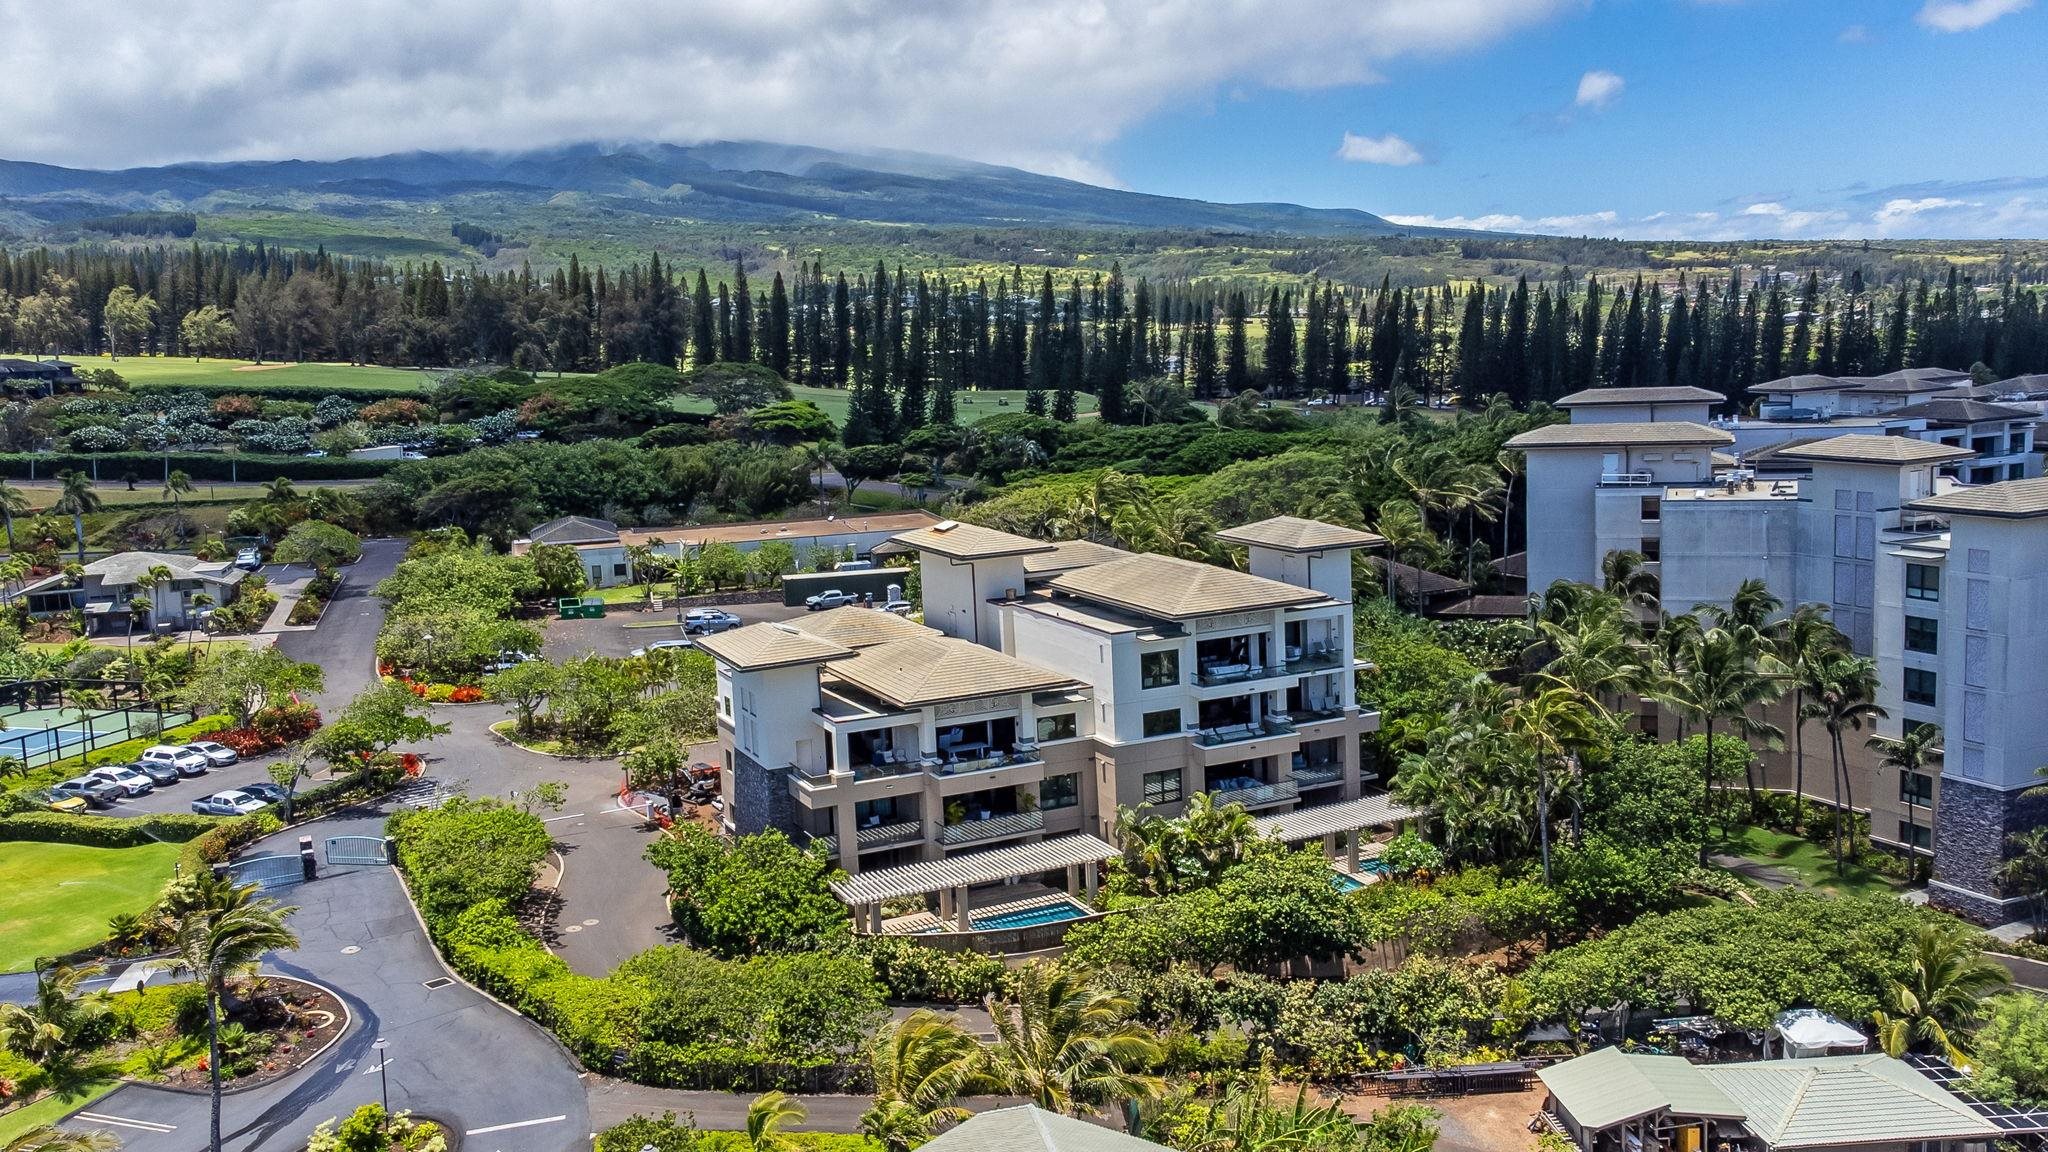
1768, 1009, 1870, 1059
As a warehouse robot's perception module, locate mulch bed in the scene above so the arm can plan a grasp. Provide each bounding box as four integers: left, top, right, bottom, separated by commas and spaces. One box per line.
153, 975, 348, 1094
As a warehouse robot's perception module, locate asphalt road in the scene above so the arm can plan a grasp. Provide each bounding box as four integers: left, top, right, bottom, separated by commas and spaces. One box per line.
542, 597, 804, 661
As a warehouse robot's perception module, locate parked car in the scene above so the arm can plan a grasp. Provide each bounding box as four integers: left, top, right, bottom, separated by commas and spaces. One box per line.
129, 759, 184, 786
805, 589, 858, 611
140, 745, 210, 777
682, 609, 743, 634
483, 649, 539, 674
878, 600, 915, 616
183, 741, 240, 767
52, 776, 124, 808
235, 548, 264, 571
833, 559, 875, 571
238, 782, 290, 806
191, 790, 269, 816
629, 638, 694, 658
32, 787, 90, 814
86, 764, 156, 797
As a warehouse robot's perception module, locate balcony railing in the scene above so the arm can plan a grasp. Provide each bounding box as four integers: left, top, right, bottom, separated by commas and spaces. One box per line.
1600, 472, 1654, 486
939, 809, 1045, 846
1293, 764, 1343, 789
810, 819, 926, 857
852, 756, 926, 782
1209, 778, 1299, 807
1285, 647, 1347, 672
1194, 662, 1286, 688
1291, 703, 1347, 723
1192, 717, 1296, 747
928, 747, 1045, 779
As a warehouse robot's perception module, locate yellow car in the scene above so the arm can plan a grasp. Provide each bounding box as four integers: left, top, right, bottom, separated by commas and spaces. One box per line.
33, 788, 90, 814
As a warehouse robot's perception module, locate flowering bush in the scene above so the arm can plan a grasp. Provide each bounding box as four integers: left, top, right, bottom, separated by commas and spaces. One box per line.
448, 686, 485, 703
217, 701, 324, 756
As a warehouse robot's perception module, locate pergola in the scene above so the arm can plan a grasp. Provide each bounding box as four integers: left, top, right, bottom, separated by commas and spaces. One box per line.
830, 833, 1119, 934
1253, 793, 1420, 871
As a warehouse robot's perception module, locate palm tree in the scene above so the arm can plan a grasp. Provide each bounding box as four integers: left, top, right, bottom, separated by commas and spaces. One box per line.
1599, 548, 1660, 614
1652, 626, 1787, 865
984, 962, 1162, 1120
1502, 686, 1602, 882
1809, 650, 1884, 872
0, 477, 31, 554
1779, 605, 1844, 835
860, 1010, 988, 1150
1997, 828, 2048, 943
161, 470, 193, 511
169, 881, 298, 1152
1148, 1077, 1372, 1152
1870, 724, 1940, 883
0, 964, 111, 1080
260, 476, 298, 504
743, 1091, 806, 1152
1870, 925, 2009, 1062
51, 471, 99, 563
4, 1127, 120, 1152
1175, 792, 1256, 883
1712, 577, 1783, 638
1112, 805, 1184, 897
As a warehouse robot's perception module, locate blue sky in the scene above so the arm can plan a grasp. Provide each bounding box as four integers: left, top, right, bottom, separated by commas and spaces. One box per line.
1105, 0, 2048, 239
5, 0, 2045, 239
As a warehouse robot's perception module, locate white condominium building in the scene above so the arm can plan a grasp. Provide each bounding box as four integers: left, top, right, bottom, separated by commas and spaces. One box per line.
696, 516, 1388, 877
1510, 392, 2047, 922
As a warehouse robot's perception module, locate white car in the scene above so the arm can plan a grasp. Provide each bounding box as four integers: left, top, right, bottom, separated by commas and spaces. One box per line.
805, 589, 858, 611
682, 609, 742, 634
87, 764, 155, 797
629, 638, 694, 658
235, 548, 264, 571
483, 650, 538, 674
878, 600, 914, 617
191, 790, 268, 816
183, 740, 240, 767
140, 745, 211, 777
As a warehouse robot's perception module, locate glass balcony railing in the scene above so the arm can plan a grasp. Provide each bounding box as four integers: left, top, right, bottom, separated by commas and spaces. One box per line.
928, 747, 1045, 779
1293, 764, 1343, 789
939, 810, 1044, 846
1191, 718, 1296, 746
1194, 662, 1287, 688
1209, 778, 1299, 807
809, 819, 925, 856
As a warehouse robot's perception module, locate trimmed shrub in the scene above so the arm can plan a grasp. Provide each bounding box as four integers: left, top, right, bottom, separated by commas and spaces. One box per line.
0, 451, 395, 481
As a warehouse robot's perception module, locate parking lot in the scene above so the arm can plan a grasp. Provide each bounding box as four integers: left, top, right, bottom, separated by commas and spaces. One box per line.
543, 596, 807, 660
61, 746, 290, 817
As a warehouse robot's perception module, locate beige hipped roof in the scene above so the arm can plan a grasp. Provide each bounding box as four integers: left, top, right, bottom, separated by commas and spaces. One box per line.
1771, 435, 1977, 465
1215, 515, 1386, 554
1555, 385, 1725, 406
1021, 538, 1132, 576
693, 622, 853, 671
826, 635, 1077, 708
918, 1105, 1172, 1152
1504, 421, 1735, 449
891, 520, 1055, 560
1539, 1047, 1747, 1132
1910, 475, 2048, 518
788, 609, 937, 648
1048, 552, 1328, 620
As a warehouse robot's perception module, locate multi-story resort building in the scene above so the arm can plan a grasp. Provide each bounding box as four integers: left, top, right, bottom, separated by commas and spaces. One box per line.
696, 515, 1412, 931
1511, 382, 2048, 923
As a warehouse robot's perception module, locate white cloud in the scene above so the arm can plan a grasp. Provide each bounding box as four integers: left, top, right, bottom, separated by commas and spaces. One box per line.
0, 0, 1575, 172
1336, 132, 1425, 166
1838, 23, 1872, 43
1873, 196, 1972, 228
1917, 0, 2032, 32
1574, 69, 1626, 109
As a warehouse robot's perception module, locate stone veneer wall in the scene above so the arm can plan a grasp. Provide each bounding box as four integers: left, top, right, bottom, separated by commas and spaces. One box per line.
1930, 775, 2048, 923
730, 746, 796, 837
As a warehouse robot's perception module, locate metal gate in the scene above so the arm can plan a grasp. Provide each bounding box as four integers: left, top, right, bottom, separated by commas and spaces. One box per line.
324, 836, 392, 866
227, 853, 305, 891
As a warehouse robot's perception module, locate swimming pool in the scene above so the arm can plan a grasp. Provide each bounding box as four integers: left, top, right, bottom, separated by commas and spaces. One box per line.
921, 897, 1092, 933
1330, 860, 1391, 891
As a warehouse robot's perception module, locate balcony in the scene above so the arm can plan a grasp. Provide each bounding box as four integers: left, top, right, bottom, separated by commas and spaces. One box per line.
1192, 717, 1296, 747
852, 755, 926, 783
1285, 647, 1347, 673
809, 819, 925, 857
1293, 765, 1343, 790
1599, 472, 1654, 487
927, 746, 1045, 779
1209, 778, 1298, 808
939, 809, 1044, 846
1194, 662, 1288, 688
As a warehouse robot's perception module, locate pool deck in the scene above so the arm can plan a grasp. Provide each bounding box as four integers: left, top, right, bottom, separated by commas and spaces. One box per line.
883, 886, 1088, 936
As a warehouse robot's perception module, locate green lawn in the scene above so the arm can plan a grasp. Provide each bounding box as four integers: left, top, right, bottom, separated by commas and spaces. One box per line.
1712, 824, 1906, 899
0, 841, 184, 973
66, 354, 437, 394
0, 1080, 118, 1143
670, 383, 1096, 427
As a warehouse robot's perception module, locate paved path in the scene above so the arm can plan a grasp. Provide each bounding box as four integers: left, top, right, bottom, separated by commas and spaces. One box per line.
585, 1083, 1019, 1133
1708, 853, 1794, 890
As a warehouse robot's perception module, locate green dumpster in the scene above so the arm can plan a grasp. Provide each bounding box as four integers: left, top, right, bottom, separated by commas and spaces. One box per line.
557, 596, 606, 619
556, 597, 581, 619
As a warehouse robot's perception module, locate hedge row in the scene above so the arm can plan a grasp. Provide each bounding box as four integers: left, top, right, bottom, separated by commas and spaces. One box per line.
131, 379, 434, 402
0, 806, 280, 880
0, 452, 396, 481
0, 715, 231, 796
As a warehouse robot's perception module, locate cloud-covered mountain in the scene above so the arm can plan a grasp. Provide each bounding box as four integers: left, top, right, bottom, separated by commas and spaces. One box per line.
0, 141, 1435, 237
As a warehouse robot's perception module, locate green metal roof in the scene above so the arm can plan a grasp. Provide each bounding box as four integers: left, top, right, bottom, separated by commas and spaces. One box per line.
1538, 1047, 1747, 1132
1699, 1055, 1998, 1148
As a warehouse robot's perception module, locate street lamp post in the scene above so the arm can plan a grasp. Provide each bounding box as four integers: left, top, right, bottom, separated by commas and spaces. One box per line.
372, 1037, 390, 1130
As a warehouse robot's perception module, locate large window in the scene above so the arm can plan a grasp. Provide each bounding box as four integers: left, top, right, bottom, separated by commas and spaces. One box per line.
1040, 773, 1079, 810
1142, 709, 1182, 738
1900, 771, 1934, 805
1906, 563, 1940, 602
1143, 768, 1182, 805
1035, 712, 1077, 742
1904, 667, 1938, 707
1905, 615, 1939, 655
1140, 650, 1181, 690
1897, 820, 1932, 850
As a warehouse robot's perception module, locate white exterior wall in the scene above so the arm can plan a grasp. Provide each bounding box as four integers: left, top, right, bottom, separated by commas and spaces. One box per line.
1655, 501, 1796, 617
918, 554, 1027, 646
727, 664, 826, 769
1567, 402, 1714, 424
1938, 517, 2048, 792
1243, 546, 1355, 604
1523, 442, 1717, 597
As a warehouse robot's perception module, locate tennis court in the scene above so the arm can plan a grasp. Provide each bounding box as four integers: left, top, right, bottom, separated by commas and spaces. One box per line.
0, 706, 163, 767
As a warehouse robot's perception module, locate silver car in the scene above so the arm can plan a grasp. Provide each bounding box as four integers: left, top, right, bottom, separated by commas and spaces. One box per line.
183, 741, 240, 767
191, 790, 268, 816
